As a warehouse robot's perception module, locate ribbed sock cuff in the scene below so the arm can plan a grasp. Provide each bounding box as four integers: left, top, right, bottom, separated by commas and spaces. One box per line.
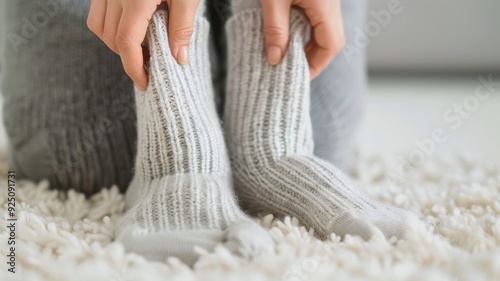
225, 8, 308, 64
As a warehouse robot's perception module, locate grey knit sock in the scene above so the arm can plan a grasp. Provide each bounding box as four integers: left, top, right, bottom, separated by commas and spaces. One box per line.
115, 10, 273, 266
224, 4, 417, 240
1, 0, 136, 196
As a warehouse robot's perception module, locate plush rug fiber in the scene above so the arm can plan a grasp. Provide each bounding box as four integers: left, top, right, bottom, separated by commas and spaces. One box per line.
1, 151, 500, 281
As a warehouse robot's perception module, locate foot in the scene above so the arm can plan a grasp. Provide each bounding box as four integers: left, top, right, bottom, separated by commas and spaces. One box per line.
114, 9, 273, 265
224, 5, 420, 240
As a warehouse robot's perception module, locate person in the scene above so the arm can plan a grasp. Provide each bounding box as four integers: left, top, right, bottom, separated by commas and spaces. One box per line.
1, 0, 417, 265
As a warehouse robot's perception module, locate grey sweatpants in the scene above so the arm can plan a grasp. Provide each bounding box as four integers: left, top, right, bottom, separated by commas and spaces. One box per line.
0, 0, 366, 195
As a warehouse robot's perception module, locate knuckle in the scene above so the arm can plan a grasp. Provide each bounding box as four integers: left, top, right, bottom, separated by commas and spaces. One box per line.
263, 25, 288, 38
115, 32, 133, 50
308, 13, 322, 25
309, 65, 319, 76
123, 66, 139, 79
172, 26, 194, 41
86, 17, 99, 33
102, 32, 115, 45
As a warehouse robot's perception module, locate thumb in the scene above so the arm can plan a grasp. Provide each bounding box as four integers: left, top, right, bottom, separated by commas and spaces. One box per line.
261, 0, 291, 66
167, 0, 200, 65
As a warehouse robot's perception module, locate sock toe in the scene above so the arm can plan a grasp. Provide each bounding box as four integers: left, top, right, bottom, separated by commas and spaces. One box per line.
370, 207, 422, 240
116, 225, 227, 266
223, 220, 274, 259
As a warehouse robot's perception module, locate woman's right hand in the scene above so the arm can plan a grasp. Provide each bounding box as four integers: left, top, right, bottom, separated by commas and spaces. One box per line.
87, 0, 200, 91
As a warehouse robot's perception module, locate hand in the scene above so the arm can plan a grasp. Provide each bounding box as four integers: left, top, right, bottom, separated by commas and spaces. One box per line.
261, 0, 345, 79
87, 0, 200, 91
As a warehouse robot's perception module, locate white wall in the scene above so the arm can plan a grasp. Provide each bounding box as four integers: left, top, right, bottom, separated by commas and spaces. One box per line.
366, 0, 500, 72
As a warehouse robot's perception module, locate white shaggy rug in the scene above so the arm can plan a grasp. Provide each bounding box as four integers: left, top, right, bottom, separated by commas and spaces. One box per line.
1, 150, 500, 281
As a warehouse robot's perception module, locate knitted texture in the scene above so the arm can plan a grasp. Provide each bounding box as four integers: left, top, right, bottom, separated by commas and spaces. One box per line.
115, 10, 272, 266
224, 7, 416, 240
0, 0, 136, 196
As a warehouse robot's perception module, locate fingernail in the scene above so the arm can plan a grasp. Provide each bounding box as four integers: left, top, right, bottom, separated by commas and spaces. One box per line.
267, 46, 282, 66
177, 46, 189, 65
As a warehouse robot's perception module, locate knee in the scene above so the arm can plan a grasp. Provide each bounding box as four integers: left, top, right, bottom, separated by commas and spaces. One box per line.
9, 129, 56, 186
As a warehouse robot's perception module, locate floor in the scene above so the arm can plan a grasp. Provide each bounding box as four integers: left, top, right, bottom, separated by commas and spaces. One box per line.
1, 75, 500, 280
357, 74, 500, 167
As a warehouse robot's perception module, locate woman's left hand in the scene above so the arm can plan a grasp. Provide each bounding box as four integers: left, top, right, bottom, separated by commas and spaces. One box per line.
261, 0, 345, 80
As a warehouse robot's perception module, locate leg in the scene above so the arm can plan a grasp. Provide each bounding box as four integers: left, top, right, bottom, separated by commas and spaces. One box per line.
310, 0, 368, 171
115, 8, 272, 266
1, 0, 136, 196
224, 0, 418, 240
206, 0, 231, 115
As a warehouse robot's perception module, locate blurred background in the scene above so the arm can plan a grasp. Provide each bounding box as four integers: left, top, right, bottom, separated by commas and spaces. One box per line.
358, 0, 500, 165
0, 0, 499, 166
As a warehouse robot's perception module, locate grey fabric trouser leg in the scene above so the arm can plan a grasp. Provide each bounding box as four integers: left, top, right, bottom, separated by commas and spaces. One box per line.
310, 0, 367, 170
0, 0, 137, 196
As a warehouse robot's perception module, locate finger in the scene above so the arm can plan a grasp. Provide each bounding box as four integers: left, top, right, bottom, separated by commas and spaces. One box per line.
306, 21, 345, 79
102, 0, 122, 54
167, 0, 200, 65
116, 1, 152, 91
305, 41, 330, 79
87, 0, 107, 38
261, 0, 291, 65
305, 21, 335, 79
300, 2, 345, 79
